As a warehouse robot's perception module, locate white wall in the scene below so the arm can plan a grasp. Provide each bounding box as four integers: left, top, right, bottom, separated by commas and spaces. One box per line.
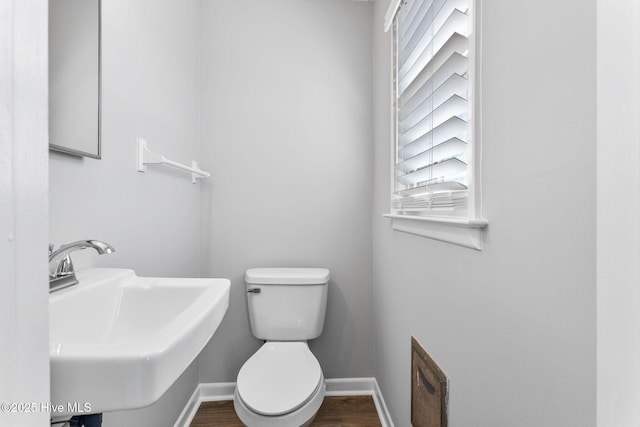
197, 0, 374, 382
596, 1, 640, 425
103, 361, 198, 427
372, 0, 597, 426
49, 0, 202, 425
49, 0, 202, 278
0, 0, 50, 426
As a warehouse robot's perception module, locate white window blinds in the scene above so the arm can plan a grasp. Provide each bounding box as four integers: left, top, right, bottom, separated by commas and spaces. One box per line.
391, 0, 470, 216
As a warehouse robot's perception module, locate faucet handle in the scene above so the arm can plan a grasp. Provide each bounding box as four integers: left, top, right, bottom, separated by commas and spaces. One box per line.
55, 255, 75, 278
49, 244, 54, 255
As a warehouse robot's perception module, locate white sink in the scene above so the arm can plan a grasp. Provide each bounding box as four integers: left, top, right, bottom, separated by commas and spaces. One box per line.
49, 268, 230, 416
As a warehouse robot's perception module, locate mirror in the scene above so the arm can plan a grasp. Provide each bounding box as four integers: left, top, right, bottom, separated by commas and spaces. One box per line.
49, 0, 101, 158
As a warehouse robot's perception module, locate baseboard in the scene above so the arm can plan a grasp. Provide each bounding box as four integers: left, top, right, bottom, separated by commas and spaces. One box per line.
173, 385, 201, 427
324, 377, 376, 396
372, 379, 395, 427
199, 382, 236, 401
174, 378, 394, 427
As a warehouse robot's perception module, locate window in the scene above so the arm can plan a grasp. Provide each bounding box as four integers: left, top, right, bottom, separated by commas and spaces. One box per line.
383, 0, 487, 249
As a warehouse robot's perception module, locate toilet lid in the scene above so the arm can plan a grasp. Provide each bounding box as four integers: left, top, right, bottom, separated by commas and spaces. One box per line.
237, 342, 323, 416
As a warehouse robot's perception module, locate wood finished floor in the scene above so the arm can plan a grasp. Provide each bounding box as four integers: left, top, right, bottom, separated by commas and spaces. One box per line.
190, 396, 382, 427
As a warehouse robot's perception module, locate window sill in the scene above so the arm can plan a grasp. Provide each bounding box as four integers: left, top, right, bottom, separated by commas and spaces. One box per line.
383, 214, 488, 250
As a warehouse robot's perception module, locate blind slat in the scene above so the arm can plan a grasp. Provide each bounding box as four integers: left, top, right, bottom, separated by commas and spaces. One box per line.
399, 31, 468, 95
392, 188, 467, 210
398, 137, 467, 173
399, 0, 444, 52
399, 0, 437, 41
400, 51, 467, 108
399, 5, 468, 76
398, 95, 467, 147
395, 181, 467, 197
396, 157, 467, 186
399, 73, 467, 129
400, 115, 467, 158
400, 0, 467, 52
399, 95, 467, 145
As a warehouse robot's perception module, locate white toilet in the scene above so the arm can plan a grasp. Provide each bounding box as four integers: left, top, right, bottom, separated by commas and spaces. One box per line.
234, 268, 330, 427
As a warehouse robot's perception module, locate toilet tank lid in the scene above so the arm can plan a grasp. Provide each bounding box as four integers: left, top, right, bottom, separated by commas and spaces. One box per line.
245, 268, 330, 285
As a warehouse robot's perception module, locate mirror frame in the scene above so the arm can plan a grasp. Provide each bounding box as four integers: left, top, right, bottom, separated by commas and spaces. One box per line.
49, 0, 102, 159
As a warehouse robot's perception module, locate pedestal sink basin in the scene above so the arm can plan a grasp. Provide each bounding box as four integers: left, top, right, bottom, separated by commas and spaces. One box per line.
49, 268, 230, 416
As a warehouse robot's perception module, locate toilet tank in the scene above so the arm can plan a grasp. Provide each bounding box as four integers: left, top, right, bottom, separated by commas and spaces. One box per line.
245, 268, 329, 341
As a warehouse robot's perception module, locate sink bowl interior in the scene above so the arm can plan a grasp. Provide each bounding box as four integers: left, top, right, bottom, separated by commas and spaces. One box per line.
52, 279, 209, 345
50, 268, 230, 415
110, 286, 208, 344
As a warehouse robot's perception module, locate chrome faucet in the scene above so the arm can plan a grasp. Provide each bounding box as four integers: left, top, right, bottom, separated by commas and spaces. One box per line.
48, 240, 115, 292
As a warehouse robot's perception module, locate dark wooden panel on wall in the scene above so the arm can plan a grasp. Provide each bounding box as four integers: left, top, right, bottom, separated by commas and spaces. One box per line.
411, 336, 448, 427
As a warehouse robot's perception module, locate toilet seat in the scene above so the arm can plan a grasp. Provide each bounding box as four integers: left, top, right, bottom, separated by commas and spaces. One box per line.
236, 342, 323, 416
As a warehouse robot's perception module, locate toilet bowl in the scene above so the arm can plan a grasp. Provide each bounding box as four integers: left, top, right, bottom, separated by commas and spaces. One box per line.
234, 268, 330, 427
234, 342, 325, 426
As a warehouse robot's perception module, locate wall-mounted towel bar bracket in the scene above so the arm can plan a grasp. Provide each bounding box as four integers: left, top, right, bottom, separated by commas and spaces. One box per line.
137, 138, 210, 184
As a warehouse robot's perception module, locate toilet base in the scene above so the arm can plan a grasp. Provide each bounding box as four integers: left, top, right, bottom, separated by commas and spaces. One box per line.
233, 377, 325, 427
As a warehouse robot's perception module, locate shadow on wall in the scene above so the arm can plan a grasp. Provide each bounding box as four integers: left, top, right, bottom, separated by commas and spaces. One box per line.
310, 279, 355, 378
